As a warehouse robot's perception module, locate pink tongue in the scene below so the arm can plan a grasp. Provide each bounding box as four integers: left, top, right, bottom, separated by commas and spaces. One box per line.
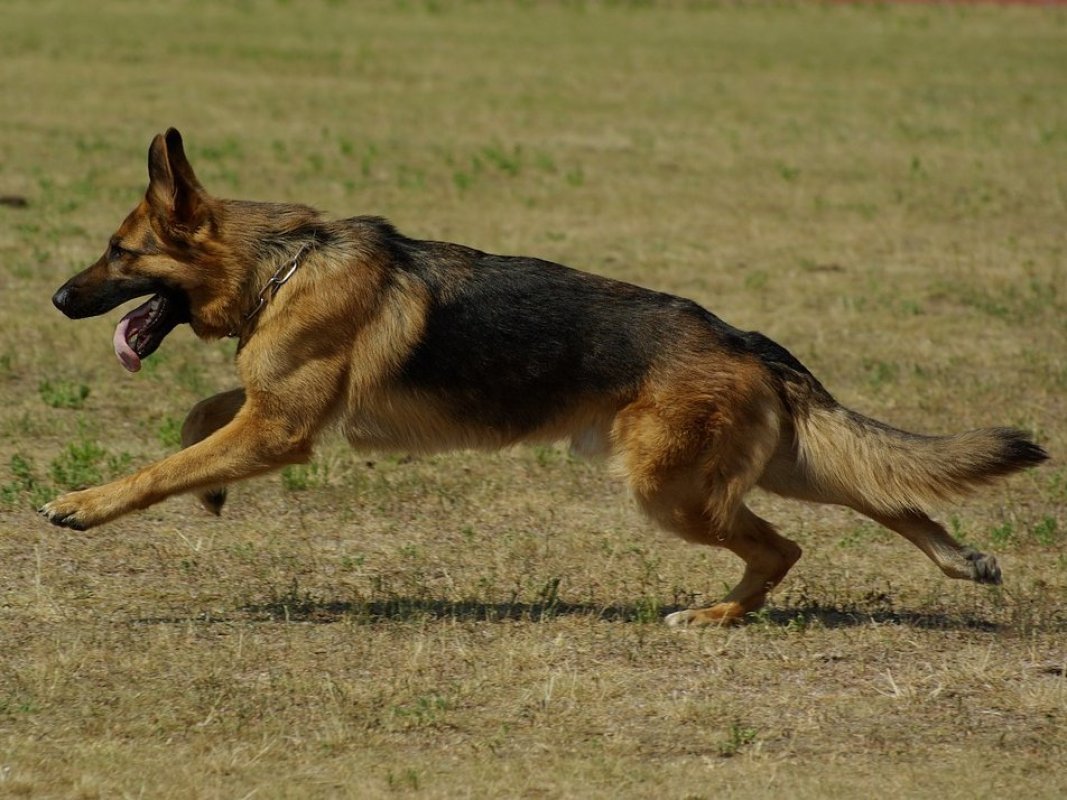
113, 316, 141, 372
113, 297, 157, 373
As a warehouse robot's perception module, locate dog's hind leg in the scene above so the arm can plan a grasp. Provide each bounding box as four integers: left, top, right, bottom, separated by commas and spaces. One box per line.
671, 506, 802, 625
181, 388, 245, 515
867, 510, 1001, 584
639, 497, 801, 626
616, 372, 798, 626
758, 457, 1002, 585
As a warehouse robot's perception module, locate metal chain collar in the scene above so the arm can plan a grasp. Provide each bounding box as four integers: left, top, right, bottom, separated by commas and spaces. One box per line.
229, 243, 310, 337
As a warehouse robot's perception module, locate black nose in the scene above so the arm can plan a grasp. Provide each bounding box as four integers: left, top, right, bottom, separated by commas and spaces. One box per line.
52, 286, 72, 313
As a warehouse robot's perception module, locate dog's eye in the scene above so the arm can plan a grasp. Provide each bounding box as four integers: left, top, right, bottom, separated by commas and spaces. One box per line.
108, 243, 127, 261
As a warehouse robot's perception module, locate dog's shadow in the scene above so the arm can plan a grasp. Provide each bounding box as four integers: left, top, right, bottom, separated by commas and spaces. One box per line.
132, 597, 1032, 632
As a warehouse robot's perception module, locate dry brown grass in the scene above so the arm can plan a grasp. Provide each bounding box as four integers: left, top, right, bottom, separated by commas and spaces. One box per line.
1, 1, 1065, 797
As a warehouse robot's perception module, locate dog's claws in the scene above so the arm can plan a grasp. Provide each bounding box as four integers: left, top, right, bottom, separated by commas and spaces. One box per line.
39, 502, 88, 531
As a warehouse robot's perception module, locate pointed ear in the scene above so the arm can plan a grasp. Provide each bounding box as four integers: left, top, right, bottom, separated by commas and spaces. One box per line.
146, 128, 209, 232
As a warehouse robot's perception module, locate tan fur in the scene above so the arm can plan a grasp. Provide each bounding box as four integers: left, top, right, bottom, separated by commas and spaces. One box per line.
793, 407, 917, 512
786, 407, 1033, 513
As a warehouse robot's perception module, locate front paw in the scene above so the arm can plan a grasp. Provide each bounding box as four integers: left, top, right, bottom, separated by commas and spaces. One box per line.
39, 489, 106, 530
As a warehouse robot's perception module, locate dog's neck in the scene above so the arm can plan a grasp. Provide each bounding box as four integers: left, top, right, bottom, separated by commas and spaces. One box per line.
189, 200, 325, 340
228, 241, 315, 338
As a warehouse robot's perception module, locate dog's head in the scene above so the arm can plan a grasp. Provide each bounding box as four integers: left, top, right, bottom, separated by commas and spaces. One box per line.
52, 128, 220, 372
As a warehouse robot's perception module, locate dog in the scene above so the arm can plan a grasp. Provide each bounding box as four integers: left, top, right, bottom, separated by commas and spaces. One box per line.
42, 128, 1047, 625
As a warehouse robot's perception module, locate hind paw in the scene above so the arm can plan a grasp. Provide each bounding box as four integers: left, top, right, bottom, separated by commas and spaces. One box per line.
665, 602, 747, 628
963, 548, 1002, 585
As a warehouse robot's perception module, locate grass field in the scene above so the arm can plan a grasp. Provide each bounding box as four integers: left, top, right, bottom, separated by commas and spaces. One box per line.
1, 1, 1066, 797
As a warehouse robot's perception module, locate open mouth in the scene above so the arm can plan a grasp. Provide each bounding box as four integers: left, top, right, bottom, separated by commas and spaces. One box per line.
113, 291, 190, 372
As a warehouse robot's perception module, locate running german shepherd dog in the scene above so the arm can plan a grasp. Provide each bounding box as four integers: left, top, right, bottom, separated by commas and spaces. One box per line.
43, 129, 1047, 625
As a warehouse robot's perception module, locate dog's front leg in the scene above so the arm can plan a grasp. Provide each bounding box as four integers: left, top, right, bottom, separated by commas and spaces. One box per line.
40, 405, 312, 530
181, 388, 246, 515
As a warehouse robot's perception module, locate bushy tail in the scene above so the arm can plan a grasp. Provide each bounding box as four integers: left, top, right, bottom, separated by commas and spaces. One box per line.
792, 404, 1048, 514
